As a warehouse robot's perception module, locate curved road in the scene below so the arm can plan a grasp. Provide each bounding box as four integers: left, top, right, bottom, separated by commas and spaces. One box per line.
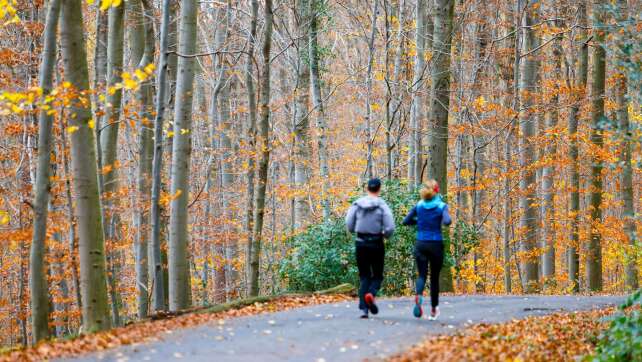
62, 295, 622, 362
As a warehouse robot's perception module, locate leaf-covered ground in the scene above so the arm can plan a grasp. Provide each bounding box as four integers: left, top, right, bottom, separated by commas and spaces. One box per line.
1, 294, 351, 362
389, 307, 615, 362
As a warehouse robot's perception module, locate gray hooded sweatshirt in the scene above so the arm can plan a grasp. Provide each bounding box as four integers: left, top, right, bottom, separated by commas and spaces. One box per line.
345, 195, 395, 240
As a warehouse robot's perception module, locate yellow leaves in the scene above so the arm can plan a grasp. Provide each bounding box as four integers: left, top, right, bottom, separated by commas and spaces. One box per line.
88, 119, 95, 129
66, 126, 79, 134
371, 102, 381, 112
0, 210, 9, 225
180, 128, 190, 135
0, 0, 19, 26
144, 63, 156, 75
98, 0, 122, 11
374, 71, 385, 81
166, 130, 175, 138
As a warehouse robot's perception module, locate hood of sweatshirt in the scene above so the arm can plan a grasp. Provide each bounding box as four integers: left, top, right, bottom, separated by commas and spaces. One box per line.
418, 194, 445, 210
354, 195, 385, 210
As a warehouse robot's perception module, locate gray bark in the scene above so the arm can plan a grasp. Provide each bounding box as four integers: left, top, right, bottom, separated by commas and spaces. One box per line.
309, 0, 331, 220
244, 0, 259, 290
168, 0, 198, 310
586, 0, 606, 291
541, 21, 562, 282
517, 0, 539, 293
616, 0, 638, 291
60, 0, 111, 333
149, 0, 172, 313
29, 0, 61, 343
428, 0, 455, 292
409, 0, 425, 185
293, 0, 312, 229
567, 0, 587, 293
249, 0, 274, 297
364, 0, 378, 179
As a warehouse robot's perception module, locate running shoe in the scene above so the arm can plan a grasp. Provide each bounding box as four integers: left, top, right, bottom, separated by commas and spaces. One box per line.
365, 293, 379, 315
428, 306, 440, 320
413, 295, 423, 318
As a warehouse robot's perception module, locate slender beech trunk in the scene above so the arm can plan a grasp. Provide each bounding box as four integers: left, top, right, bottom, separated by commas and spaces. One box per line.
168, 0, 198, 311
60, 0, 111, 333
100, 0, 125, 327
309, 0, 331, 220
249, 0, 274, 297
517, 0, 540, 293
244, 0, 259, 293
428, 0, 455, 292
387, 0, 405, 180
567, 0, 587, 293
616, 0, 638, 291
129, 0, 155, 318
586, 0, 606, 291
293, 0, 311, 229
409, 0, 425, 185
541, 21, 562, 283
93, 4, 108, 123
364, 0, 378, 179
29, 0, 61, 343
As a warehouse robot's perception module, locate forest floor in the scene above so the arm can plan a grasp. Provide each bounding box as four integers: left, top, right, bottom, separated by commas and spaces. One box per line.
42, 295, 622, 362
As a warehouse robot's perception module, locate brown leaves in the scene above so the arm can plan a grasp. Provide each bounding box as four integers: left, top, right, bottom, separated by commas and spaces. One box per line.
1, 293, 350, 361
389, 308, 615, 362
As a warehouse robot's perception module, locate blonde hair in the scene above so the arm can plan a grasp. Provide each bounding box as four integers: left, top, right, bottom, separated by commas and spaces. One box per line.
420, 179, 439, 200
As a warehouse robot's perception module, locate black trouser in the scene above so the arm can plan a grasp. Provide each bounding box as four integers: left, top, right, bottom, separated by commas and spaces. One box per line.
415, 241, 444, 308
355, 237, 385, 310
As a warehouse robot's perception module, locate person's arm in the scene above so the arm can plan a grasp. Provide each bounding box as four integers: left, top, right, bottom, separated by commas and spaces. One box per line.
381, 203, 395, 238
402, 206, 417, 226
345, 204, 358, 233
442, 205, 452, 226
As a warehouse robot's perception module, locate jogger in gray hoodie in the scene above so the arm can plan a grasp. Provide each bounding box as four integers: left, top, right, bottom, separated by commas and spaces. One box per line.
345, 178, 395, 318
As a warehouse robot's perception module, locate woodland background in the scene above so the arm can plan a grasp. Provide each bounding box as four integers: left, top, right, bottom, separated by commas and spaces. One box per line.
0, 0, 639, 349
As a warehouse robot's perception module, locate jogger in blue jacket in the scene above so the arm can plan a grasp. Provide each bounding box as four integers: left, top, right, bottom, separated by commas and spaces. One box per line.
402, 179, 452, 320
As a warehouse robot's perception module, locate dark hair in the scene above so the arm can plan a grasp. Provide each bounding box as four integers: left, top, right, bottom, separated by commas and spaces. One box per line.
367, 178, 381, 193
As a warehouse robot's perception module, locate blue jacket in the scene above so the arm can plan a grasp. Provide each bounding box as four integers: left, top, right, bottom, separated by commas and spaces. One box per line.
402, 195, 452, 241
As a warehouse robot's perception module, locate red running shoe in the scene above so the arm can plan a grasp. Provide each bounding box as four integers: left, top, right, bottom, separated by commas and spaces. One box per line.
364, 293, 379, 315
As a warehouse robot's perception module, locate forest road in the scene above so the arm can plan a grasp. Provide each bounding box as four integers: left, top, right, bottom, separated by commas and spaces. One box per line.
62, 295, 622, 362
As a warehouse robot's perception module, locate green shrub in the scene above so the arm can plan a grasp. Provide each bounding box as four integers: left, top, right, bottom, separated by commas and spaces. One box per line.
281, 180, 453, 295
588, 289, 642, 362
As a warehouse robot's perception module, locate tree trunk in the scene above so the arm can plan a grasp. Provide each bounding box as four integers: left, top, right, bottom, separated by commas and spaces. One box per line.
168, 0, 198, 311
409, 0, 425, 185
244, 0, 259, 294
567, 0, 587, 293
60, 0, 111, 333
29, 0, 61, 343
541, 19, 562, 284
428, 0, 455, 292
293, 0, 311, 229
586, 0, 606, 292
249, 0, 274, 297
517, 0, 540, 293
149, 0, 172, 313
616, 0, 638, 291
129, 0, 155, 318
309, 0, 331, 220
364, 0, 378, 179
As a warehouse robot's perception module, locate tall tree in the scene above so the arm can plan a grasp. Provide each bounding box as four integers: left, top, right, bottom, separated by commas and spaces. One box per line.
167, 0, 198, 311
293, 0, 312, 228
249, 0, 274, 296
309, 0, 331, 220
129, 0, 155, 318
517, 0, 540, 293
149, 0, 172, 312
60, 0, 111, 333
541, 12, 562, 283
615, 0, 638, 291
244, 0, 259, 292
567, 0, 588, 293
409, 0, 425, 185
29, 0, 61, 343
428, 0, 455, 292
586, 0, 606, 291
364, 0, 378, 179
